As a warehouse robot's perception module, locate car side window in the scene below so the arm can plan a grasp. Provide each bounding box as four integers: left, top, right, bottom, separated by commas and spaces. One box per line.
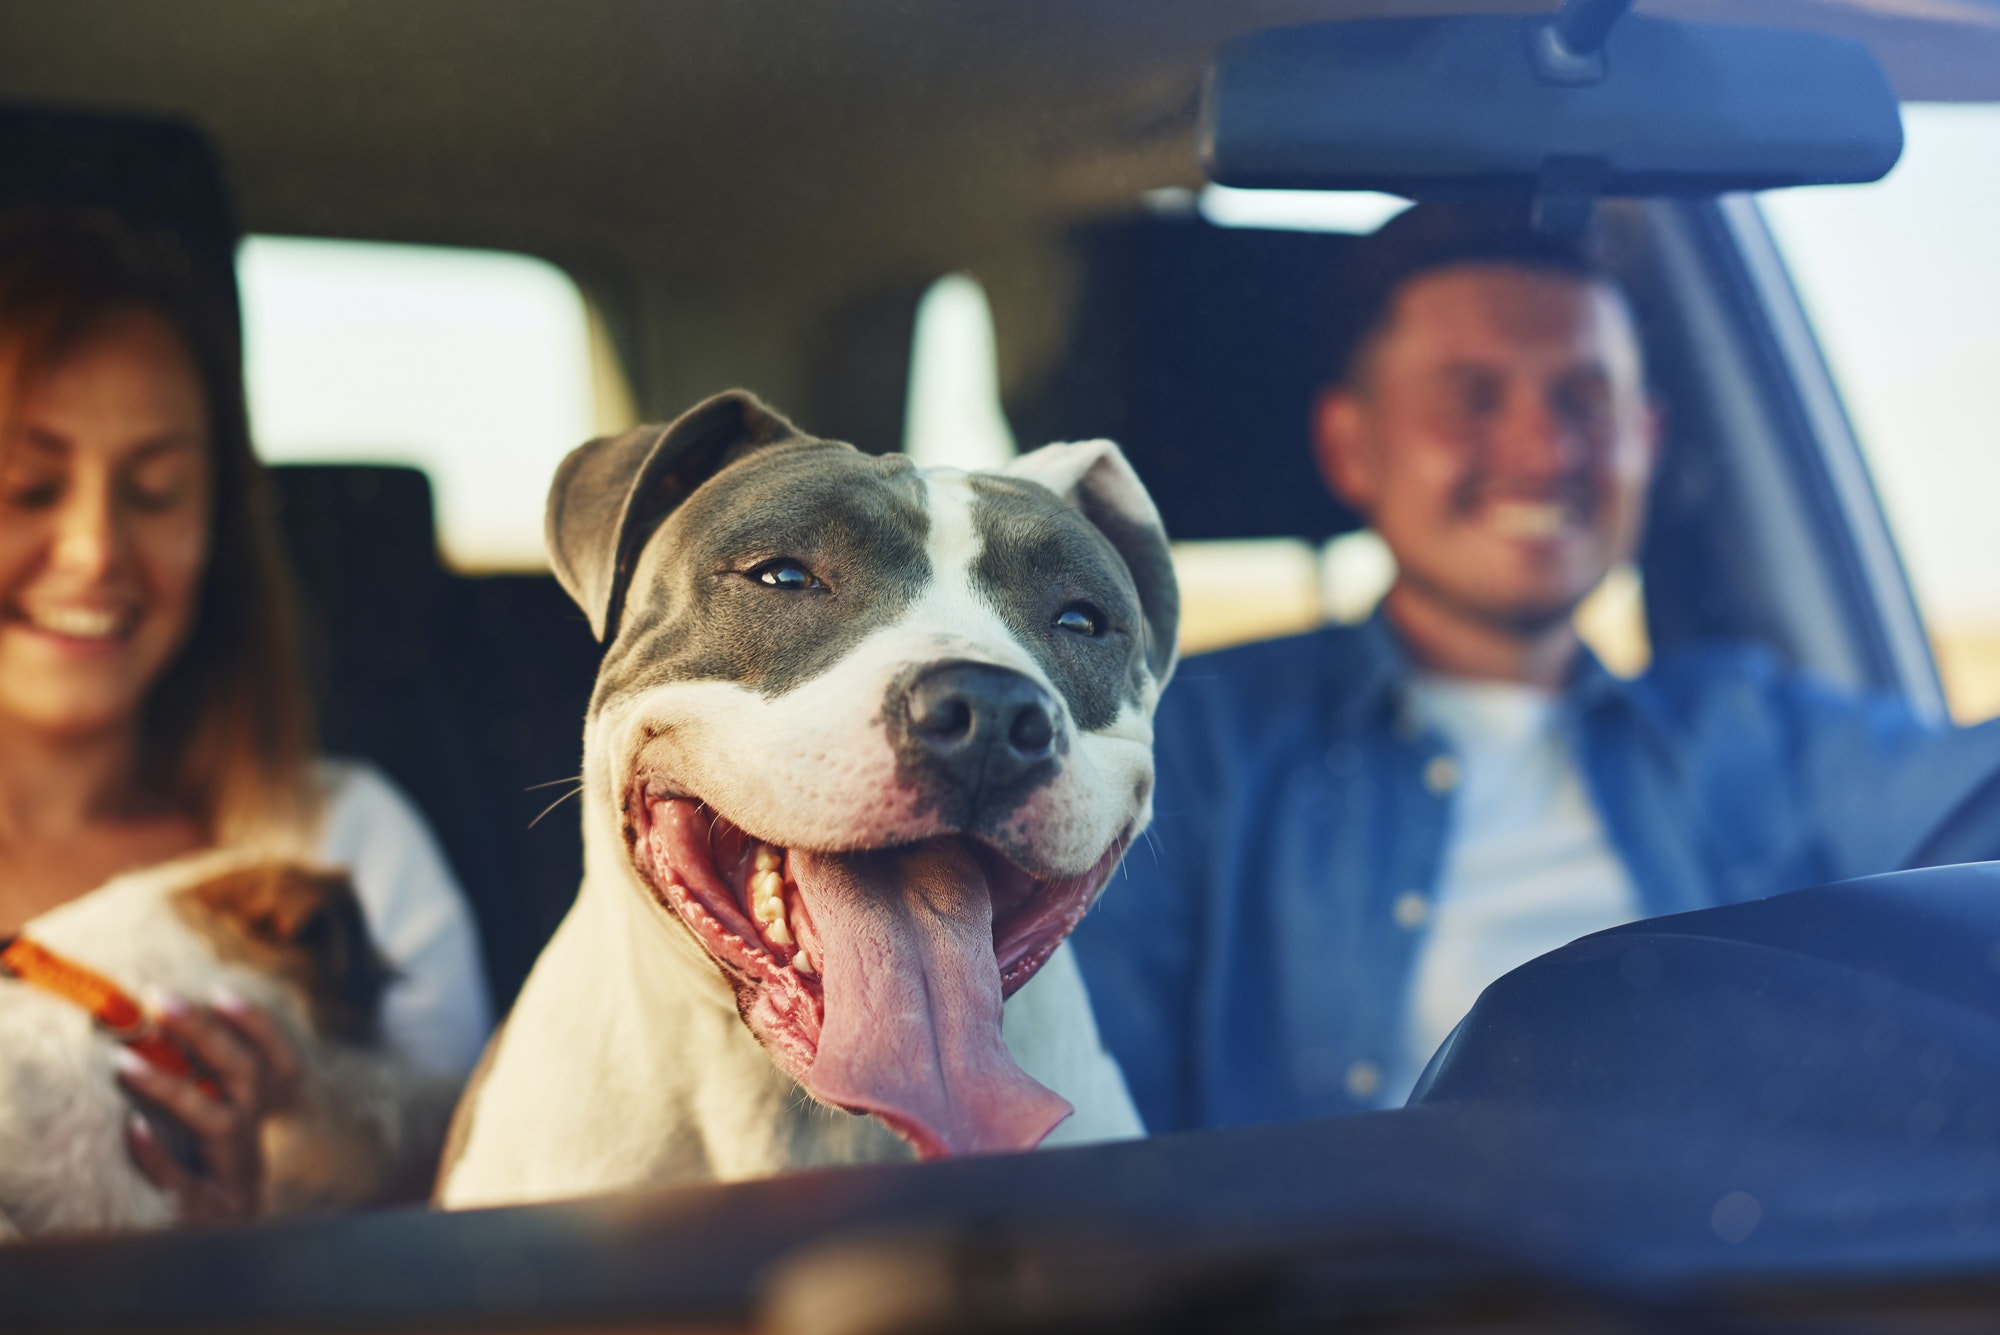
1761, 104, 2000, 722
240, 235, 633, 570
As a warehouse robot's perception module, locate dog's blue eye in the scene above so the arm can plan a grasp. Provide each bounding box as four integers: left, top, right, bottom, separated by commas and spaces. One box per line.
750, 559, 822, 592
1054, 605, 1100, 636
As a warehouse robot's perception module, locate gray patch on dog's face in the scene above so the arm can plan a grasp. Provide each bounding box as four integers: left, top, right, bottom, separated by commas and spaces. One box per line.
1077, 490, 1178, 683
595, 441, 931, 711
967, 475, 1147, 734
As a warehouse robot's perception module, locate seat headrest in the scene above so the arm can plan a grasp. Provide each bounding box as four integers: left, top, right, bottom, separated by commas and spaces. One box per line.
1009, 214, 1366, 545
0, 106, 241, 329
269, 465, 441, 598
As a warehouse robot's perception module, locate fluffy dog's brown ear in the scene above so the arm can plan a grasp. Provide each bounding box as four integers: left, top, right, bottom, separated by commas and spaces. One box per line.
546, 390, 805, 641
176, 863, 390, 1044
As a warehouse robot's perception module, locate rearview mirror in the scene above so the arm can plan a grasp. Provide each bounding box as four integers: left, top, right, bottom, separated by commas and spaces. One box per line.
1202, 16, 1903, 199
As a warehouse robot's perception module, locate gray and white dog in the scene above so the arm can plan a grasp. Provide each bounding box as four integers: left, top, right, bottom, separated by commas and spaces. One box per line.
437, 391, 1177, 1206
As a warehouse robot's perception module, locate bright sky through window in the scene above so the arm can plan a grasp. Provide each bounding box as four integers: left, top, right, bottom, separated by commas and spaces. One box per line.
903, 273, 1018, 470
239, 236, 599, 570
1761, 104, 2000, 629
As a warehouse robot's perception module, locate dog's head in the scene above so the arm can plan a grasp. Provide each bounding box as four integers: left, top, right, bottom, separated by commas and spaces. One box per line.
173, 861, 391, 1045
551, 390, 1177, 1159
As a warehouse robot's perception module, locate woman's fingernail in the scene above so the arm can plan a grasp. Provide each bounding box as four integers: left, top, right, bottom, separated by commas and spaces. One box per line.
127, 1111, 153, 1144
113, 1047, 156, 1079
152, 990, 191, 1020
211, 985, 250, 1014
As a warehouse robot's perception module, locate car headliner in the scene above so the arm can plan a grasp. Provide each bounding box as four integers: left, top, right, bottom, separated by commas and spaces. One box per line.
0, 0, 1994, 423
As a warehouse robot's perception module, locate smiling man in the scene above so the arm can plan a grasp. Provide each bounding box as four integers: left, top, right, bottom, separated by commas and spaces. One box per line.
1320, 258, 1655, 692
1071, 204, 2000, 1132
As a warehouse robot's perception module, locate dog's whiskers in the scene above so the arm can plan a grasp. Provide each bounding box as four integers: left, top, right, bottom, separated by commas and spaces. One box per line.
524, 774, 583, 792
527, 784, 586, 829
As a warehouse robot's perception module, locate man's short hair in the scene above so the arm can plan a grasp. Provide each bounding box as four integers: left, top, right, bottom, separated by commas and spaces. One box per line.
1332, 202, 1617, 387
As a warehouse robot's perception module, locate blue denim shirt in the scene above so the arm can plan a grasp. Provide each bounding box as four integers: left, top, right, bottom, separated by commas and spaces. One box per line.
1072, 612, 2000, 1134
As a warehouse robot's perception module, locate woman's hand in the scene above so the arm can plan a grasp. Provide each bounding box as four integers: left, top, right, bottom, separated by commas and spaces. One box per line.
114, 991, 303, 1223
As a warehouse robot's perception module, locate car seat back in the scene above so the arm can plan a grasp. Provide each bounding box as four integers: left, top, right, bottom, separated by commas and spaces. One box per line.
270, 464, 595, 1008
0, 107, 241, 328
1010, 213, 1366, 544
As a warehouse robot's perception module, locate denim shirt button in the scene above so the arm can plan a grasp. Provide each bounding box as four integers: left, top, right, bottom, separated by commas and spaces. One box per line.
1423, 754, 1461, 795
1344, 1059, 1383, 1102
1393, 891, 1430, 929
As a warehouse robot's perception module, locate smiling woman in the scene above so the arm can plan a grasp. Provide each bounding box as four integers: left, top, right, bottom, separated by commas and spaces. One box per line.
0, 210, 491, 1231
0, 212, 311, 848
1, 309, 211, 711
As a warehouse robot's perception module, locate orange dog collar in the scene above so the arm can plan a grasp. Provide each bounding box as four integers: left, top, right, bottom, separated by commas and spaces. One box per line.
0, 936, 218, 1095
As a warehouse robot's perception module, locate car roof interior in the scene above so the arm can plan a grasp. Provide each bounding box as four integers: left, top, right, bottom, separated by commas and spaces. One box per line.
3, 1, 1996, 432
2, 1, 1993, 1006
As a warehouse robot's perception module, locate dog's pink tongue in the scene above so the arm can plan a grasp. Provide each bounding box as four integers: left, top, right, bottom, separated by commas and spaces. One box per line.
788, 841, 1072, 1159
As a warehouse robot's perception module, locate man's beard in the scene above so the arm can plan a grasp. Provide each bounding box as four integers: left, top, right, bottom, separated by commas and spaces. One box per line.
1394, 563, 1588, 641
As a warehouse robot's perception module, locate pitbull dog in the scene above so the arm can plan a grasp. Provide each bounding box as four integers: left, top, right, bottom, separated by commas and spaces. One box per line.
437, 391, 1178, 1206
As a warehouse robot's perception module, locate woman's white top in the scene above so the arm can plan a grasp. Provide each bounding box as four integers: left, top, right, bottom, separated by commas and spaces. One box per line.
314, 759, 493, 1078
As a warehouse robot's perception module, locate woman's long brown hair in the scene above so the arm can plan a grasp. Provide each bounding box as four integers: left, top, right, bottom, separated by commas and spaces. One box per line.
0, 209, 317, 845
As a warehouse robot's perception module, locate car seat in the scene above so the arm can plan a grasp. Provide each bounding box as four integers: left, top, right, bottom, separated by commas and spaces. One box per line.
271, 466, 596, 1008
0, 107, 241, 326
1010, 213, 1365, 545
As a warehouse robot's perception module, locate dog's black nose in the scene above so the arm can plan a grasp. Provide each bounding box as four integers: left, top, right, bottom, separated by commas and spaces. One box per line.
899, 662, 1060, 796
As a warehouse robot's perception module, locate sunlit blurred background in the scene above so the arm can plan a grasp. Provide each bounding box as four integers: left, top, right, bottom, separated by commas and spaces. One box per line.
240, 103, 2000, 716
1761, 104, 2000, 720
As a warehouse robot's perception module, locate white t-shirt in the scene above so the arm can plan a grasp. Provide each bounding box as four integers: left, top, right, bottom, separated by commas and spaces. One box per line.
1386, 675, 1641, 1104
314, 760, 493, 1079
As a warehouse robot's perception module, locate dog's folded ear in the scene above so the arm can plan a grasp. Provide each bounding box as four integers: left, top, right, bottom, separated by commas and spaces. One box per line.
547, 390, 806, 641
1003, 440, 1180, 688
176, 863, 391, 1044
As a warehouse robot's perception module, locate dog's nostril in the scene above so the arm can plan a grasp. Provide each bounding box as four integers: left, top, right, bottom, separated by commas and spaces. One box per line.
915, 696, 975, 742
1008, 705, 1054, 757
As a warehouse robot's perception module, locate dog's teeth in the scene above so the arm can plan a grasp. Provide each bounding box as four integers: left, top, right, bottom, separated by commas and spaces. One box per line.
752, 881, 783, 923
744, 843, 800, 949
749, 864, 795, 947
794, 944, 816, 976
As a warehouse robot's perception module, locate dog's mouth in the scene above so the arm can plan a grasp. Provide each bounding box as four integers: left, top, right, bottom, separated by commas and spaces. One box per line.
629, 790, 1118, 1161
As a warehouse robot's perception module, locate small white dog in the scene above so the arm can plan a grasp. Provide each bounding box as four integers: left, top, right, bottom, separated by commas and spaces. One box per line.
0, 852, 412, 1238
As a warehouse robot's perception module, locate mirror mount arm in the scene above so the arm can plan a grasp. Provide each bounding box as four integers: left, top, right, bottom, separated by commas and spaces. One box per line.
1528, 0, 1636, 85
1530, 155, 1605, 237
1524, 0, 1631, 233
